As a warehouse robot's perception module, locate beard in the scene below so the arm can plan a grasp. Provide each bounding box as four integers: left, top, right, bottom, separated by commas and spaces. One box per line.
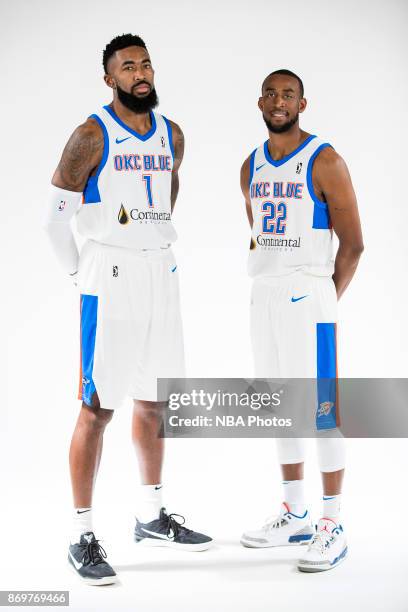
116, 83, 159, 114
263, 112, 299, 134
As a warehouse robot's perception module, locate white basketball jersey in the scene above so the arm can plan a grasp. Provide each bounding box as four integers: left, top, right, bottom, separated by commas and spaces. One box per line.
248, 135, 334, 278
76, 106, 177, 249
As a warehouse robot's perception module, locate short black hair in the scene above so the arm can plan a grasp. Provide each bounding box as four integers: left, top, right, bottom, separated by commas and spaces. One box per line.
103, 33, 147, 73
262, 69, 304, 97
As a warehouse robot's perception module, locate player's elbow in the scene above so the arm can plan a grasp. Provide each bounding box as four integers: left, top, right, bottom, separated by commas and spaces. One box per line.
353, 240, 364, 258
337, 227, 364, 253
340, 239, 364, 263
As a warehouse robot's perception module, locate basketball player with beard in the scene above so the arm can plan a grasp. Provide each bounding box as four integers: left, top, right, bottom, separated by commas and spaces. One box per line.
44, 34, 212, 586
240, 70, 363, 571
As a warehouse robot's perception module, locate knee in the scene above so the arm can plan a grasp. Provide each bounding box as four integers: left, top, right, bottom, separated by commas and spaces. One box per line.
132, 401, 165, 429
133, 400, 164, 419
81, 403, 114, 431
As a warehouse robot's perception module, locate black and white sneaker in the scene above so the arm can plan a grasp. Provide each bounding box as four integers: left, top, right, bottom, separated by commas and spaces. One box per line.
134, 507, 213, 551
68, 532, 118, 586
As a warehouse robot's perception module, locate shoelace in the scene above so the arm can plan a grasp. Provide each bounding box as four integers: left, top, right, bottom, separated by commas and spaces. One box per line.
262, 512, 288, 531
78, 539, 107, 566
164, 513, 193, 538
308, 530, 334, 554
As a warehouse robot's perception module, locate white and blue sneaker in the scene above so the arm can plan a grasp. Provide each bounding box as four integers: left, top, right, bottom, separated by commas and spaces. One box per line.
297, 518, 348, 572
241, 503, 314, 548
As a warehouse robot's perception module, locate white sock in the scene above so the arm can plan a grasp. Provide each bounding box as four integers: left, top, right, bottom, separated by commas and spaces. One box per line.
71, 507, 93, 544
282, 480, 307, 516
137, 484, 163, 523
322, 494, 341, 523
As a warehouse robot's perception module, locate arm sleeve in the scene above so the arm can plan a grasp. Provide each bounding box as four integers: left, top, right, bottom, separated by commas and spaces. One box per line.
43, 184, 82, 275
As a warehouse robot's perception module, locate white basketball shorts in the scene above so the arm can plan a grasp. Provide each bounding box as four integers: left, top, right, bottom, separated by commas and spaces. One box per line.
77, 240, 185, 409
250, 272, 339, 430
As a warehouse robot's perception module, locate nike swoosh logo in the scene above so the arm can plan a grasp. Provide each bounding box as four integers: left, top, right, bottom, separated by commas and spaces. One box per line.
323, 496, 336, 500
116, 136, 131, 144
76, 509, 91, 514
69, 551, 83, 570
256, 163, 266, 171
155, 485, 163, 490
140, 527, 174, 541
291, 295, 308, 303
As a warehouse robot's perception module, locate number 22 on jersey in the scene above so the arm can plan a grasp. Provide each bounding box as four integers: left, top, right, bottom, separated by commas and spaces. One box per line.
262, 201, 287, 234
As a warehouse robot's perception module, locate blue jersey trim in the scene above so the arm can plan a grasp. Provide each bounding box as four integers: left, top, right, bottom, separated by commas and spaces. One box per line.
263, 134, 316, 167
306, 143, 333, 229
103, 105, 157, 141
316, 322, 338, 430
83, 114, 109, 204
248, 149, 256, 188
79, 294, 98, 406
162, 115, 175, 161
313, 203, 331, 229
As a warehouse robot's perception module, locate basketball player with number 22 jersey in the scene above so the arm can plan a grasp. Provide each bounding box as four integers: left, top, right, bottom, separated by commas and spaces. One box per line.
240, 70, 364, 572
44, 34, 212, 586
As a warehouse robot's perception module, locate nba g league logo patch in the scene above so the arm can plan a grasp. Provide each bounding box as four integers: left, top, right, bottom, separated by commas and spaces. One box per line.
113, 266, 119, 278
296, 162, 302, 174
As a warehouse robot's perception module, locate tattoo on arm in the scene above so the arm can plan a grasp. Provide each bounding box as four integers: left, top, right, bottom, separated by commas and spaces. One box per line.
52, 121, 103, 192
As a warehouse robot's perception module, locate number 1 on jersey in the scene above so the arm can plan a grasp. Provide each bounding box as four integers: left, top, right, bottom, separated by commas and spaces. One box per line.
142, 174, 154, 207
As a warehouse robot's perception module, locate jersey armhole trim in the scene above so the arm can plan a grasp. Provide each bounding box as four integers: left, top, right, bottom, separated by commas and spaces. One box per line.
248, 148, 257, 188
308, 143, 333, 230
162, 115, 175, 162
306, 143, 333, 208
83, 114, 109, 204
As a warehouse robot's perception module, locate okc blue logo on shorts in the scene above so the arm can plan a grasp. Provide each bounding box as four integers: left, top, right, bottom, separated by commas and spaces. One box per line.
318, 401, 334, 417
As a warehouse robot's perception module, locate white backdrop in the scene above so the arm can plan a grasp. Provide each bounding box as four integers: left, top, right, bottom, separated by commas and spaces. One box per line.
2, 0, 408, 611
